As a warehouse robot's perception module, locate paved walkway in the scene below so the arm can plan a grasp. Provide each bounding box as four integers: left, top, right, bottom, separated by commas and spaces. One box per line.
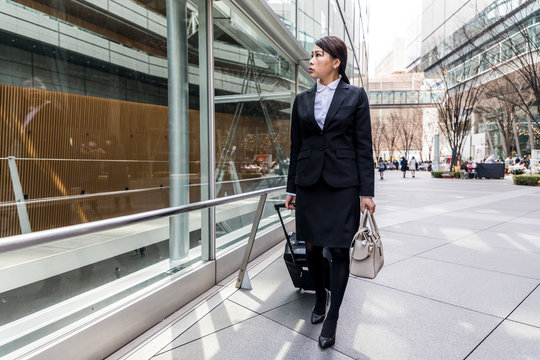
110, 170, 540, 360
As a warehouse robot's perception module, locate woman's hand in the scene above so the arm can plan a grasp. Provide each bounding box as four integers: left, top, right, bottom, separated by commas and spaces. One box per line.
361, 197, 376, 214
285, 194, 296, 210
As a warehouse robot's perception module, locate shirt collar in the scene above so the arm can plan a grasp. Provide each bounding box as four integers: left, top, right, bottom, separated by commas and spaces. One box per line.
316, 77, 341, 93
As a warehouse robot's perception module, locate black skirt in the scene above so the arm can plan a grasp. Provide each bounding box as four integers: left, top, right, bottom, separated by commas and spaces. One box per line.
295, 176, 360, 248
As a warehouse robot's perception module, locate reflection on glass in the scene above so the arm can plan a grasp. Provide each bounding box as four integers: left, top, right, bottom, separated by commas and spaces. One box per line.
0, 0, 173, 237
216, 191, 290, 254
213, 1, 294, 198
265, 0, 297, 35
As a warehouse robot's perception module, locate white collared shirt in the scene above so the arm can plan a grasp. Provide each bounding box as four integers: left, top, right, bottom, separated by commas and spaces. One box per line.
314, 77, 341, 130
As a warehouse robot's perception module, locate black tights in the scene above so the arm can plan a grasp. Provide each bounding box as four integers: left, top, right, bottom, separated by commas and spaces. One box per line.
306, 242, 350, 337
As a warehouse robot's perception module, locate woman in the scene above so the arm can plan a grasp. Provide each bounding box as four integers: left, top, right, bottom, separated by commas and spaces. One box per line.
401, 156, 408, 178
409, 156, 417, 178
378, 157, 386, 180
284, 36, 375, 349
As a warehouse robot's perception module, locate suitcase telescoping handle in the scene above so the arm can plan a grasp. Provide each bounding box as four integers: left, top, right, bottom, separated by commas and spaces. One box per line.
274, 203, 298, 265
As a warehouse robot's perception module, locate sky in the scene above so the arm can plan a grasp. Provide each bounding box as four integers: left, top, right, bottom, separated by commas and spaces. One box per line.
367, 0, 422, 75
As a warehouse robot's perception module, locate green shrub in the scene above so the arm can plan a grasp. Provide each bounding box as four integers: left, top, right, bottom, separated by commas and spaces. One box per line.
431, 171, 445, 178
431, 171, 459, 179
513, 174, 540, 186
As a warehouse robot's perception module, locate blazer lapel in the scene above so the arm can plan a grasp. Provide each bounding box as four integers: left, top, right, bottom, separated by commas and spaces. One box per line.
305, 84, 317, 128
323, 80, 349, 129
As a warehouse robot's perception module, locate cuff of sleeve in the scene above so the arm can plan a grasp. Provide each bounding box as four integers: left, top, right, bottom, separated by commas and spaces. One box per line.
286, 192, 296, 197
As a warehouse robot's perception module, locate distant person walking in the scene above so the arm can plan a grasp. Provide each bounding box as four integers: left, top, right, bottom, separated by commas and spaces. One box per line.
409, 156, 417, 178
378, 157, 386, 180
401, 156, 408, 178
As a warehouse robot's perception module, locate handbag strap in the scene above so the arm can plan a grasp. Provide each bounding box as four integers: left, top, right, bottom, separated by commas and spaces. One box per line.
360, 210, 380, 240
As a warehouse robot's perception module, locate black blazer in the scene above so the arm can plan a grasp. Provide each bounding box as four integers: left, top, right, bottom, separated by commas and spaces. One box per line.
286, 80, 374, 197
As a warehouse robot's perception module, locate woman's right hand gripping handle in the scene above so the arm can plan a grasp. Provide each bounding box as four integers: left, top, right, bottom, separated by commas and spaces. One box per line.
285, 194, 296, 210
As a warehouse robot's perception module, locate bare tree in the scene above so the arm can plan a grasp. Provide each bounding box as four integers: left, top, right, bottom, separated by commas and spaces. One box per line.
384, 116, 400, 161
422, 112, 438, 161
371, 118, 386, 161
393, 110, 422, 158
479, 79, 524, 158
427, 61, 484, 168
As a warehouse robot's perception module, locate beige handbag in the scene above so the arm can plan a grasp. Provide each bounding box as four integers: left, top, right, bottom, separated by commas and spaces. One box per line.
350, 210, 384, 279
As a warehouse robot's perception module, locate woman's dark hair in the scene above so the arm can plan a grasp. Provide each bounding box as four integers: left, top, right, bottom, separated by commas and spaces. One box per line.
315, 36, 350, 84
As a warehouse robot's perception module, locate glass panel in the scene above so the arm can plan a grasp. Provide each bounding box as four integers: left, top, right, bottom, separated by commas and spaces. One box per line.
0, 209, 202, 354
0, 0, 173, 231
299, 70, 315, 91
329, 0, 344, 39
0, 0, 207, 354
265, 0, 297, 35
298, 0, 327, 52
213, 1, 294, 199
216, 190, 289, 255
313, 0, 329, 39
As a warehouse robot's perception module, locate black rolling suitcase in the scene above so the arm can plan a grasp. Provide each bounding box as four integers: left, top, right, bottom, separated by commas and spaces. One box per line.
275, 203, 329, 291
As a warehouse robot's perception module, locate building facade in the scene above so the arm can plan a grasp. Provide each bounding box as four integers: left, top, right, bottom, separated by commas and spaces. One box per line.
420, 0, 540, 161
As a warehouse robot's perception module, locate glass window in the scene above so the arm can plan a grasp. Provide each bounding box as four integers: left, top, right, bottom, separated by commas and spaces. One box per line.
213, 1, 294, 199
329, 0, 344, 39
0, 0, 176, 234
265, 0, 297, 35
0, 0, 210, 353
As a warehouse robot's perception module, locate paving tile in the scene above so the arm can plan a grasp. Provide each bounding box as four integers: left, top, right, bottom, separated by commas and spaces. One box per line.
467, 321, 540, 360
152, 315, 352, 360
381, 232, 448, 263
487, 221, 540, 235
419, 240, 540, 279
508, 285, 540, 328
381, 221, 477, 242
455, 230, 540, 254
445, 210, 517, 223
371, 257, 537, 317
263, 280, 500, 360
227, 258, 304, 314
453, 205, 529, 218
419, 213, 503, 230
520, 209, 540, 220
487, 197, 540, 212
158, 300, 258, 353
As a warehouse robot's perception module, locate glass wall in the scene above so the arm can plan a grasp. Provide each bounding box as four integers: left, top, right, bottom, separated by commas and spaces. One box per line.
267, 0, 369, 87
211, 0, 295, 253
0, 0, 175, 237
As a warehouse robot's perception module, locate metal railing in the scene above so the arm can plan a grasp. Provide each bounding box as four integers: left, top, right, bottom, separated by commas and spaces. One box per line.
0, 185, 286, 254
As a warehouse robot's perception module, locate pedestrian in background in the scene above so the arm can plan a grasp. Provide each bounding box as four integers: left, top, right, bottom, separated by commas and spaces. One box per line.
401, 156, 408, 178
409, 156, 417, 178
378, 157, 386, 180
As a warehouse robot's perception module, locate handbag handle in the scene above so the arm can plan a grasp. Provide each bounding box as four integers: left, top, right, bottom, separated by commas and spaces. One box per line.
360, 210, 380, 239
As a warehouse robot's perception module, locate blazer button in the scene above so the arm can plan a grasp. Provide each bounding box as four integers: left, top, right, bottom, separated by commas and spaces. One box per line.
320, 131, 324, 135
320, 146, 324, 151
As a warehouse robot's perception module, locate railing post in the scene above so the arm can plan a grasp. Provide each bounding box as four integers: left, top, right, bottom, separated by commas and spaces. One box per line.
7, 156, 32, 234
236, 193, 268, 289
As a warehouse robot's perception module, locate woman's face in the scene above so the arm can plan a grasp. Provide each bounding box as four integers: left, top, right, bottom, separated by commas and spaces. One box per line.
309, 45, 339, 80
